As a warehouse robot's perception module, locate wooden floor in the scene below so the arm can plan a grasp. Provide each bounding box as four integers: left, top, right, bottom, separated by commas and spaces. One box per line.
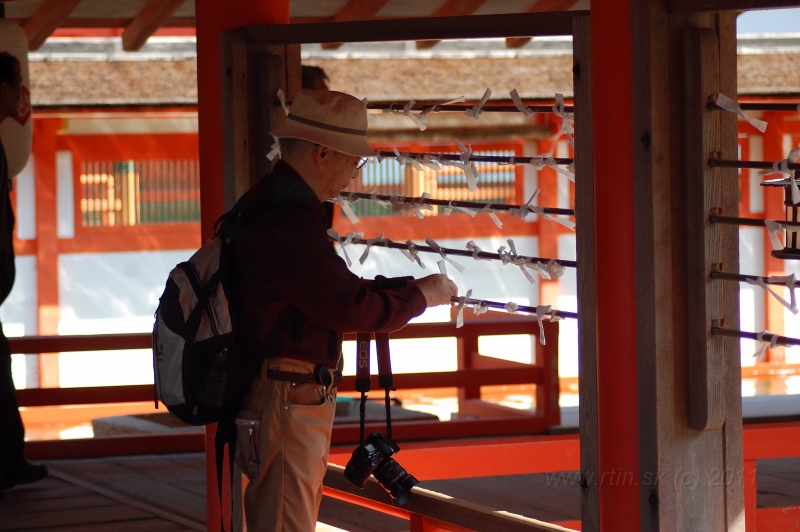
1, 453, 799, 531
2, 394, 799, 531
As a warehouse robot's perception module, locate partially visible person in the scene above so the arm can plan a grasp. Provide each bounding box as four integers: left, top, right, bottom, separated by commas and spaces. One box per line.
0, 52, 47, 496
301, 65, 330, 91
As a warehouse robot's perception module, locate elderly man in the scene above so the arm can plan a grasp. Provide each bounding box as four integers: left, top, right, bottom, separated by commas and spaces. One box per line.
0, 52, 48, 496
229, 90, 456, 531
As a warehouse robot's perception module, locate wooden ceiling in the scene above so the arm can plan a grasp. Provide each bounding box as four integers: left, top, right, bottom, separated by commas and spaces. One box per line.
1, 0, 589, 51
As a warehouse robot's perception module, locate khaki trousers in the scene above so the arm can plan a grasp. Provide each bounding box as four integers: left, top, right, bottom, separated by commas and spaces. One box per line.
235, 358, 337, 532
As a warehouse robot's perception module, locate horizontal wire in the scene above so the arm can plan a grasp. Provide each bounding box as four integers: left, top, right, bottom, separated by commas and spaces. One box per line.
281, 101, 574, 115
372, 102, 573, 114
337, 235, 577, 269
710, 215, 800, 228
711, 271, 797, 286
710, 102, 800, 112
712, 327, 800, 348
450, 296, 578, 320
708, 157, 800, 171
339, 191, 575, 217
373, 150, 573, 166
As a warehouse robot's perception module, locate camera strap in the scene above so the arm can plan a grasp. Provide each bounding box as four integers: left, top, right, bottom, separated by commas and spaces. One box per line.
375, 333, 395, 440
355, 332, 372, 446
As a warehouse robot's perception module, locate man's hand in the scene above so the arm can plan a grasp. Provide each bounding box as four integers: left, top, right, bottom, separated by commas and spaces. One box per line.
409, 274, 458, 307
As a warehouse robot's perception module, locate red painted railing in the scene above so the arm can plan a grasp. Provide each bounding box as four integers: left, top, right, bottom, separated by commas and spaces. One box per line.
12, 315, 558, 457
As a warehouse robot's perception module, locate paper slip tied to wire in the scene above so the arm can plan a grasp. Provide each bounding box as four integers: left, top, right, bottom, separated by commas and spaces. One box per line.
452, 292, 576, 345
327, 231, 574, 285
332, 191, 576, 230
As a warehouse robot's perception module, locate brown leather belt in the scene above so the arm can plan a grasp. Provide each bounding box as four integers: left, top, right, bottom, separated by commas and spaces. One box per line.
267, 368, 343, 387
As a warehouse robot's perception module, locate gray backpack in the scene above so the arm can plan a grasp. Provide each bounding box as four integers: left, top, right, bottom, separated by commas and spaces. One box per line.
152, 197, 288, 426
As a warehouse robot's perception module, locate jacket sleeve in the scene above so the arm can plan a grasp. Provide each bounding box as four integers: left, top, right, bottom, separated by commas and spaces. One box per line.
238, 204, 427, 333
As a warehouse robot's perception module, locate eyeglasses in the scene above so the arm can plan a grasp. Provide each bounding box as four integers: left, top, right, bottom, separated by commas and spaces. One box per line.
356, 158, 368, 170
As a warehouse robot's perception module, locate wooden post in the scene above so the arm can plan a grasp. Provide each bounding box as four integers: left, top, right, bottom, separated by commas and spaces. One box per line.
628, 2, 743, 530
32, 118, 61, 388
538, 320, 561, 428
220, 33, 301, 207
572, 13, 600, 532
196, 3, 291, 531
591, 1, 640, 529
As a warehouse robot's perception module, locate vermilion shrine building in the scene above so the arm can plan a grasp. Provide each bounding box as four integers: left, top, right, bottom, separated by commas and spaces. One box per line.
1, 1, 800, 531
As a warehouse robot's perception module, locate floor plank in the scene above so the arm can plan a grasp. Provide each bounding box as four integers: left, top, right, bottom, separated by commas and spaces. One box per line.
0, 433, 794, 532
318, 496, 408, 532
38, 518, 193, 532
1, 493, 116, 514
45, 457, 205, 524
0, 504, 152, 530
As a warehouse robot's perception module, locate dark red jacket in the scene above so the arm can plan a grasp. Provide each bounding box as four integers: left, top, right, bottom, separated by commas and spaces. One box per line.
229, 160, 426, 367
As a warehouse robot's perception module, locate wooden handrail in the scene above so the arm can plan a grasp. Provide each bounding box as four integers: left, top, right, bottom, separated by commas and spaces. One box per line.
323, 463, 578, 532
8, 317, 542, 355
16, 366, 542, 407
9, 333, 151, 354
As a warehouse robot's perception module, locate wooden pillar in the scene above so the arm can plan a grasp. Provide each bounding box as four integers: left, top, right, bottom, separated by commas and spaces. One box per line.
220, 35, 301, 209
196, 0, 290, 234
32, 118, 60, 388
195, 2, 290, 531
572, 13, 600, 532
627, 2, 743, 530
590, 2, 639, 530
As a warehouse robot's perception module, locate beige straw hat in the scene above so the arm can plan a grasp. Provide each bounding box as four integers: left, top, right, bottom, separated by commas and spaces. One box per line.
270, 90, 376, 157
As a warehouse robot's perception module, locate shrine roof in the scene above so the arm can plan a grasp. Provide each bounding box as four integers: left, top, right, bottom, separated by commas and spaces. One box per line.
26, 35, 800, 107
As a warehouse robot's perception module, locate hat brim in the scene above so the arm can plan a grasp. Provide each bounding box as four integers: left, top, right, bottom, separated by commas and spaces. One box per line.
271, 118, 376, 158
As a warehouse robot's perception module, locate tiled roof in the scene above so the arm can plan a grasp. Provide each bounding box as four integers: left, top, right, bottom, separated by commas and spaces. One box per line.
27, 36, 800, 107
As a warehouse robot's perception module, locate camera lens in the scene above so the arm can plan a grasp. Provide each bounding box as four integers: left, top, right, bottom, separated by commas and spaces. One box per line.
373, 457, 419, 506
343, 432, 418, 505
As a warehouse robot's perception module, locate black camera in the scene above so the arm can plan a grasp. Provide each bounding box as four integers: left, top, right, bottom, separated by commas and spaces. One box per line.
343, 432, 418, 505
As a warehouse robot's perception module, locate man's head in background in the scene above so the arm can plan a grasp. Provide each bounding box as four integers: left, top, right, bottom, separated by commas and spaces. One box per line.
302, 65, 330, 90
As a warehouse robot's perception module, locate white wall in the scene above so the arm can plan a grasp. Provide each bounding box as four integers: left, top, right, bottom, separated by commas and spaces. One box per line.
56, 249, 194, 387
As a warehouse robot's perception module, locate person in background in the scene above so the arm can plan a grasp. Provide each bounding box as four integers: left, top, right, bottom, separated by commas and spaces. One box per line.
301, 65, 330, 91
0, 52, 48, 496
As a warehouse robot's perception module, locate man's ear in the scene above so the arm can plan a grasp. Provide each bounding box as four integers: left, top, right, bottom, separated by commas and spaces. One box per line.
315, 145, 334, 167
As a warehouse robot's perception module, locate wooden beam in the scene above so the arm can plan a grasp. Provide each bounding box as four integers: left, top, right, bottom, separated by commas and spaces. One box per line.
718, 11, 745, 532
17, 385, 153, 407
505, 0, 581, 49
23, 0, 82, 50
245, 11, 583, 45
26, 433, 204, 460
330, 0, 392, 21
629, 0, 744, 527
324, 463, 578, 532
122, 0, 188, 51
669, 0, 800, 11
319, 0, 392, 50
683, 28, 725, 431
415, 0, 487, 49
572, 13, 599, 532
9, 333, 150, 354
16, 17, 196, 28
331, 417, 547, 445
